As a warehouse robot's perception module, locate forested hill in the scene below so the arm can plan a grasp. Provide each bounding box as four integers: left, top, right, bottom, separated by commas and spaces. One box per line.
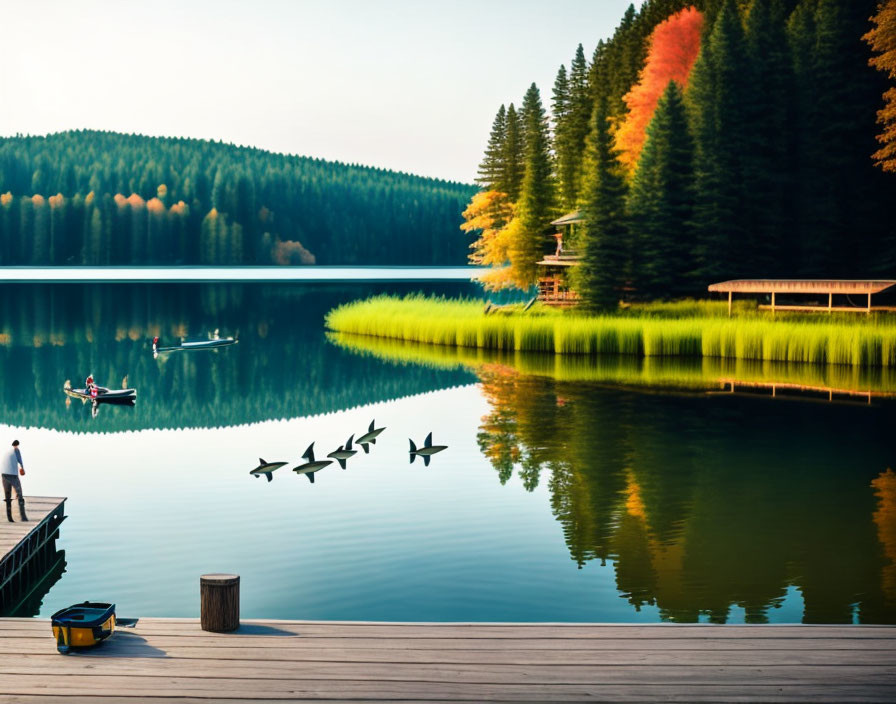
0, 131, 476, 266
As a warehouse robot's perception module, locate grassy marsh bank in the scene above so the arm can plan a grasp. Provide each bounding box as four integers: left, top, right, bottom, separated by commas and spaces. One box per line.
325, 295, 896, 368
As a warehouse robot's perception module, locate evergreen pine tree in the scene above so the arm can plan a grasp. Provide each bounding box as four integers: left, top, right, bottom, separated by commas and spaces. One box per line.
87, 207, 103, 265
551, 66, 570, 129
787, 0, 819, 274
608, 5, 641, 115
503, 104, 525, 201
802, 0, 890, 274
476, 105, 508, 191
576, 97, 629, 311
552, 65, 575, 209
555, 46, 593, 211
743, 0, 795, 275
587, 40, 608, 106
509, 84, 556, 288
565, 44, 591, 207
688, 0, 751, 281
628, 81, 696, 299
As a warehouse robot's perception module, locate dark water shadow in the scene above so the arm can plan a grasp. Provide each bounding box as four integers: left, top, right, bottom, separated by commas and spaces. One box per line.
0, 545, 66, 617
233, 623, 298, 636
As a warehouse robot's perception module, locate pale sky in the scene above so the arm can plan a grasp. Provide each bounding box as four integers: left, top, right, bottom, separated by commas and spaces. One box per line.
0, 0, 634, 184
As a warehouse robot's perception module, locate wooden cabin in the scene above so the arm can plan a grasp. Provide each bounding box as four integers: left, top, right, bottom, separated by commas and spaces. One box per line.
537, 211, 583, 307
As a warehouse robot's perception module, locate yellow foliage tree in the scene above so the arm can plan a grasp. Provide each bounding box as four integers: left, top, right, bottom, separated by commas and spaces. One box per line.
865, 0, 896, 172
460, 190, 519, 290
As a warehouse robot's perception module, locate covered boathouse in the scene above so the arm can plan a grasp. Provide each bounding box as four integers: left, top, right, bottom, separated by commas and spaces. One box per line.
708, 279, 896, 315
536, 211, 583, 307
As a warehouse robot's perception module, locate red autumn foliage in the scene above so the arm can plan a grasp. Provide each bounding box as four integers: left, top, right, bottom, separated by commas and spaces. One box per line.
615, 6, 704, 170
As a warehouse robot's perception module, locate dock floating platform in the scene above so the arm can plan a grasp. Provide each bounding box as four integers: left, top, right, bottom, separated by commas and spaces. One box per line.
0, 619, 893, 701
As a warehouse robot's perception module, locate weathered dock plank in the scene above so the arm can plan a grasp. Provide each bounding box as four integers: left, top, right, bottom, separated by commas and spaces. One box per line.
0, 619, 893, 702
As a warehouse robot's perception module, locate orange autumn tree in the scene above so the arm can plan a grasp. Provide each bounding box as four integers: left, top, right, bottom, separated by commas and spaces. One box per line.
865, 0, 896, 172
615, 6, 704, 171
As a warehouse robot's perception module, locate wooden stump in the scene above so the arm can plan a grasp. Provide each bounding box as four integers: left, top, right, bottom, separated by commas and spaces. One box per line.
200, 574, 240, 632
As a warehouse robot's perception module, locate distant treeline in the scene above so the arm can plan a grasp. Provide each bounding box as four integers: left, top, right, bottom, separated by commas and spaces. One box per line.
467, 0, 896, 305
0, 131, 475, 265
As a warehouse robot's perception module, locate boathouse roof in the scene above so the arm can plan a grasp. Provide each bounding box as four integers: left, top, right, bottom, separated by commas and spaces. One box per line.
708, 279, 896, 295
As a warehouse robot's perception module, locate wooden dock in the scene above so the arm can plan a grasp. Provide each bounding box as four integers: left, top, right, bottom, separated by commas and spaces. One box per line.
0, 619, 894, 701
0, 497, 66, 614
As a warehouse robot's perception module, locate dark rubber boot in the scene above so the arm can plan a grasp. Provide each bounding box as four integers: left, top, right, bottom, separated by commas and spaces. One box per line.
17, 499, 27, 522
4, 499, 13, 523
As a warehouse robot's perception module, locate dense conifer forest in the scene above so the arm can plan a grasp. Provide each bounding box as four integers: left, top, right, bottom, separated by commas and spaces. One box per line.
465, 0, 896, 307
0, 131, 475, 265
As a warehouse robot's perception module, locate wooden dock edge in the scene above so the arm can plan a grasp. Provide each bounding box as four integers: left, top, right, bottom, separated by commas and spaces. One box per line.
0, 497, 66, 612
0, 618, 893, 702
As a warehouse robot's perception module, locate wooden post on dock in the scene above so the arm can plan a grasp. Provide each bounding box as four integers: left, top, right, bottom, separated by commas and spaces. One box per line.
200, 574, 240, 632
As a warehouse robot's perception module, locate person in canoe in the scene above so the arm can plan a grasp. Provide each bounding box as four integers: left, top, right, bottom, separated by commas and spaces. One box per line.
86, 375, 98, 400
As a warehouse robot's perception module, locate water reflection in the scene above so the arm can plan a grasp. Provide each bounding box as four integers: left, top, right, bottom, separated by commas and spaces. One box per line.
329, 331, 896, 398
4, 283, 895, 623
332, 333, 896, 623
0, 543, 66, 618
474, 366, 896, 623
0, 284, 476, 431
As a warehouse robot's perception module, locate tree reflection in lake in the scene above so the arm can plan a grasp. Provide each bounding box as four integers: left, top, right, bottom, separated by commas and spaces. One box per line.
476, 364, 896, 624
328, 333, 896, 624
0, 283, 477, 432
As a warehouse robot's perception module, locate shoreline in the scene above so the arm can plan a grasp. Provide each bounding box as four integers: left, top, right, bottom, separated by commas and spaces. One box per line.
0, 265, 488, 283
326, 295, 896, 368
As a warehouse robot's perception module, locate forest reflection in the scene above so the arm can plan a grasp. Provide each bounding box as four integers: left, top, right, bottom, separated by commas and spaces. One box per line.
332, 332, 896, 624
477, 366, 896, 624
0, 283, 476, 432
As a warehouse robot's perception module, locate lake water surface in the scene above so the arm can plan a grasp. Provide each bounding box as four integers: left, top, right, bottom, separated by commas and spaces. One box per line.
2, 280, 894, 624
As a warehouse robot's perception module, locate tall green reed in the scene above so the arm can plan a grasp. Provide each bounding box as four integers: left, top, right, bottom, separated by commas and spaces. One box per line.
324, 294, 896, 367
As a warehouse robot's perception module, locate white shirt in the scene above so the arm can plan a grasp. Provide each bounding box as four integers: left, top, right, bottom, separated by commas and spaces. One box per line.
3, 447, 22, 476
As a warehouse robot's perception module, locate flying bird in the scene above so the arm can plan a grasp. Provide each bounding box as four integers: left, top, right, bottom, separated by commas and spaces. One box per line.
327, 435, 358, 470
249, 458, 288, 483
292, 443, 332, 483
409, 432, 448, 467
357, 419, 387, 454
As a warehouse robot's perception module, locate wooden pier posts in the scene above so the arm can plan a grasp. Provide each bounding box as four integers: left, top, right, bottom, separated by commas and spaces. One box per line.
200, 574, 240, 632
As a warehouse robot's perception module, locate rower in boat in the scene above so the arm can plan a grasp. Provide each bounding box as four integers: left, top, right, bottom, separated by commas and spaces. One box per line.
64, 379, 137, 403
153, 334, 237, 358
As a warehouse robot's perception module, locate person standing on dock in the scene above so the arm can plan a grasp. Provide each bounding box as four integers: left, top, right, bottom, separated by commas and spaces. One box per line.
2, 440, 27, 522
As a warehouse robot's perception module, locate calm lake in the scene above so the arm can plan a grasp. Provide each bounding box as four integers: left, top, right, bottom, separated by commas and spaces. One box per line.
2, 277, 895, 624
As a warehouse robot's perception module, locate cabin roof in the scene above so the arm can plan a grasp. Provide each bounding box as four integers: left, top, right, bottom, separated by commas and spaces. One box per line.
707, 279, 896, 295
550, 211, 585, 226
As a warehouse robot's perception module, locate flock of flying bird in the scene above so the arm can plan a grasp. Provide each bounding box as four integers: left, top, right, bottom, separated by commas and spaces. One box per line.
249, 420, 449, 484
